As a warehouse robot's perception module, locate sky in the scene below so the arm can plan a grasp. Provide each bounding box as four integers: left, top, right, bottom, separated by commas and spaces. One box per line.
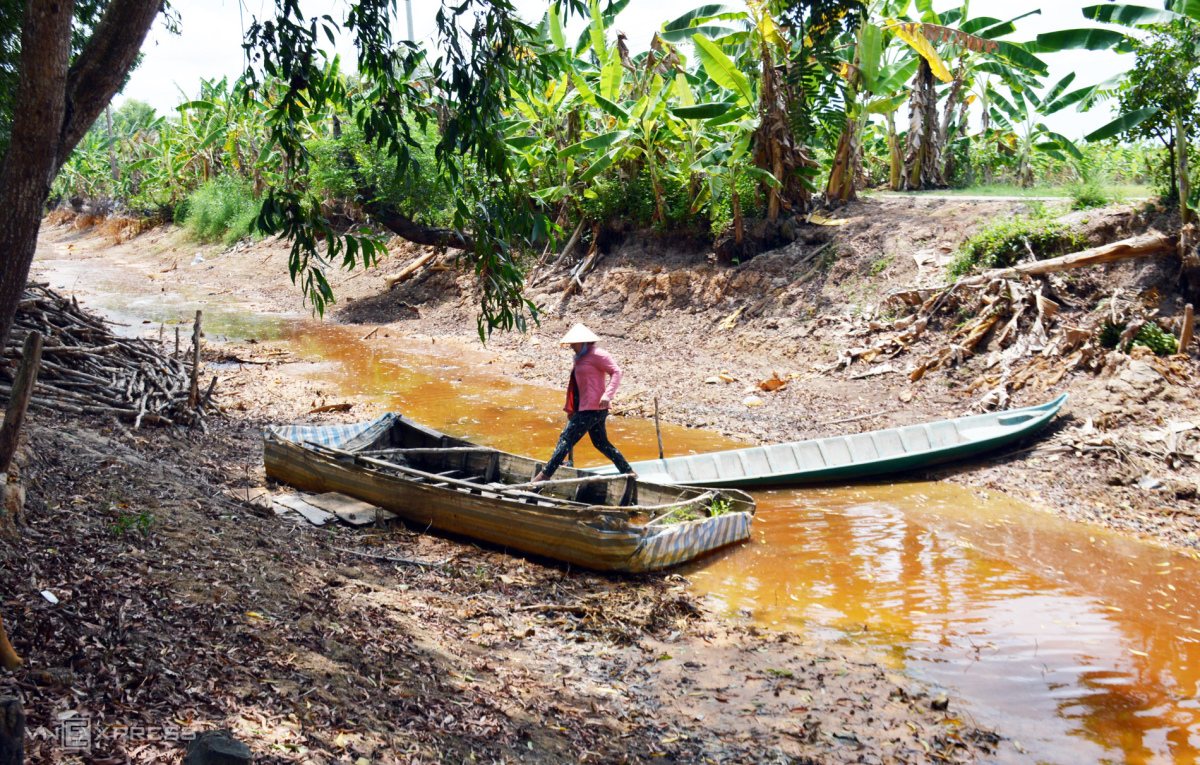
120, 0, 1132, 140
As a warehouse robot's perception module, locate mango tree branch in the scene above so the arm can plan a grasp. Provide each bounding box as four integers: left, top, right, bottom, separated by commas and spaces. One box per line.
58, 0, 165, 169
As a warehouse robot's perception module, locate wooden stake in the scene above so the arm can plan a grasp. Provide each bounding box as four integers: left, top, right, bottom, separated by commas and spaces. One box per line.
653, 396, 664, 460
0, 614, 20, 670
0, 331, 42, 475
1182, 303, 1195, 355
188, 310, 202, 408
174, 325, 180, 358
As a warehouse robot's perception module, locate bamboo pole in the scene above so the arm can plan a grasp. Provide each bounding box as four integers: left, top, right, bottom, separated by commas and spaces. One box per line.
1182, 303, 1194, 355
188, 310, 201, 408
0, 331, 43, 474
653, 396, 664, 460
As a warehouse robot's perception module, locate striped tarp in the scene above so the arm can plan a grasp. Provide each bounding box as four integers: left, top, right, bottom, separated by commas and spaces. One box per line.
265, 413, 399, 452
627, 511, 754, 571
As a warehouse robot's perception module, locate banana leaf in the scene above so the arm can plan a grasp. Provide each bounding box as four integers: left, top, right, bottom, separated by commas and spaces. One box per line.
1083, 3, 1181, 26
1085, 106, 1160, 142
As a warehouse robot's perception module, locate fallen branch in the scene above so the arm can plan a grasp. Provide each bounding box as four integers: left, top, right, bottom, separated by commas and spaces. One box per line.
972, 232, 1175, 283
385, 249, 439, 290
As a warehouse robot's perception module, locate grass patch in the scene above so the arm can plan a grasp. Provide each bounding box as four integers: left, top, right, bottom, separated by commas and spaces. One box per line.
1065, 175, 1124, 210
183, 177, 262, 246
949, 214, 1083, 278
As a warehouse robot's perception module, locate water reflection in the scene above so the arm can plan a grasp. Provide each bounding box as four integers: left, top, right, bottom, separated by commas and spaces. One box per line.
34, 262, 1200, 765
682, 487, 1200, 765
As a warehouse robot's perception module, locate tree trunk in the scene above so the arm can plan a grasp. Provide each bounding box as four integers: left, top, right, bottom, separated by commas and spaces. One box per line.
0, 0, 165, 356
0, 0, 76, 357
887, 112, 901, 190
901, 59, 943, 190
1168, 135, 1178, 202
1177, 110, 1190, 226
732, 187, 743, 244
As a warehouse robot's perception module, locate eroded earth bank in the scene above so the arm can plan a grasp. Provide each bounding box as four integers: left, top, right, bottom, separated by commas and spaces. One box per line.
2, 195, 1196, 764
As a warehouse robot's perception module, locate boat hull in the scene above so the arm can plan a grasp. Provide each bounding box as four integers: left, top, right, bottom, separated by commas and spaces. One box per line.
591, 395, 1067, 488
263, 416, 755, 572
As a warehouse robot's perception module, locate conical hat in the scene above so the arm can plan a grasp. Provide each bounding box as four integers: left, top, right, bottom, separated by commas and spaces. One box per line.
559, 323, 600, 344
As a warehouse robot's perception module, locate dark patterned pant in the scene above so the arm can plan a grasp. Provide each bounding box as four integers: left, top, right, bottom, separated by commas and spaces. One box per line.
542, 409, 634, 479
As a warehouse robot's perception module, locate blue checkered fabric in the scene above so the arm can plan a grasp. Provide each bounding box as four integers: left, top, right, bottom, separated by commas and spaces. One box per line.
265, 412, 400, 452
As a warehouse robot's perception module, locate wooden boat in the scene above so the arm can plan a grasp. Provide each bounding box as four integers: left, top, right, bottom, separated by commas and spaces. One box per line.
263, 413, 756, 572
590, 395, 1068, 488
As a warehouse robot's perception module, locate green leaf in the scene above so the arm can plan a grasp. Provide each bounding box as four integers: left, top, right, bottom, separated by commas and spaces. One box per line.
1034, 28, 1128, 52
549, 7, 566, 50
594, 94, 631, 120
866, 92, 909, 114
744, 166, 780, 188
671, 102, 736, 119
507, 136, 539, 150
558, 130, 631, 158
580, 146, 621, 182
874, 57, 919, 96
177, 100, 215, 112
692, 34, 753, 106
970, 10, 1040, 39
663, 4, 739, 32
1085, 106, 1160, 141
589, 0, 608, 60
660, 24, 737, 43
600, 53, 622, 101
703, 105, 752, 127
1040, 130, 1083, 160
1082, 3, 1181, 26
915, 0, 938, 23
859, 23, 882, 89
992, 41, 1048, 75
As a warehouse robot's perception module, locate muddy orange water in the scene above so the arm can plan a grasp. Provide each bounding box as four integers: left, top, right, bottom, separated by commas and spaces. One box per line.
37, 261, 1200, 765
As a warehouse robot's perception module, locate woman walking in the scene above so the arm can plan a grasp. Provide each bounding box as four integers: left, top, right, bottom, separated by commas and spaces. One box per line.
532, 324, 636, 482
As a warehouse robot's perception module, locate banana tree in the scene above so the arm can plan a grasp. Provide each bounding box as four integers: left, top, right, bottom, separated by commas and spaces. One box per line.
1041, 2, 1200, 220
887, 1, 1049, 189
665, 3, 812, 218
824, 2, 922, 202
987, 72, 1089, 186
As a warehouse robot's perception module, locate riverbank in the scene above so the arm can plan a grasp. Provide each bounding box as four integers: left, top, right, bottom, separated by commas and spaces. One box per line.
0, 214, 1024, 763
33, 198, 1200, 552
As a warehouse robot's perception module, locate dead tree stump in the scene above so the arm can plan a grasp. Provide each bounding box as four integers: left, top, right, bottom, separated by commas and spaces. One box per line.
184, 729, 251, 765
0, 697, 24, 765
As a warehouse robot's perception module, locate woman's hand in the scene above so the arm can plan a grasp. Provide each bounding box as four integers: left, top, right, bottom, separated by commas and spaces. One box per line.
599, 396, 612, 408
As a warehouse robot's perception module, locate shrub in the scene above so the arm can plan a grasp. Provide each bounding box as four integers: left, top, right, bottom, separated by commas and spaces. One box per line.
1065, 172, 1120, 210
949, 214, 1083, 278
182, 177, 261, 245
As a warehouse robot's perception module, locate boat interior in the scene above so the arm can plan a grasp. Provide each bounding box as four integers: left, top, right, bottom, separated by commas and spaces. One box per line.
300, 415, 753, 517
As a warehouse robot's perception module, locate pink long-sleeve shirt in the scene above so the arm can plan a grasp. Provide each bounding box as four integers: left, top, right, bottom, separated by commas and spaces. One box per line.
564, 346, 622, 413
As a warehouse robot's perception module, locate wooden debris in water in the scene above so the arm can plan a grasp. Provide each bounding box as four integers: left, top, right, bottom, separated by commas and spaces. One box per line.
2, 283, 218, 428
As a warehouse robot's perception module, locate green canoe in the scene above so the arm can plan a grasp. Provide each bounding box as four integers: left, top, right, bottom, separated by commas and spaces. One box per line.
590, 395, 1067, 488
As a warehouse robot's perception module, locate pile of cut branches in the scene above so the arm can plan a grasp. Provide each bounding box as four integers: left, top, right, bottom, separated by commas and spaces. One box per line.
824, 233, 1187, 409
1, 283, 217, 428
